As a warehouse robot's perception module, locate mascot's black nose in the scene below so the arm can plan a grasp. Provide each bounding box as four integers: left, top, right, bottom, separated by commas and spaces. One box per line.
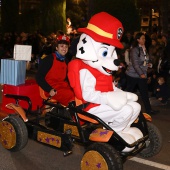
114, 59, 120, 66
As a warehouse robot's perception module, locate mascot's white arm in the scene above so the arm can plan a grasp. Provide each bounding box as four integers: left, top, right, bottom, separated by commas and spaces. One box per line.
112, 83, 138, 102
80, 69, 138, 111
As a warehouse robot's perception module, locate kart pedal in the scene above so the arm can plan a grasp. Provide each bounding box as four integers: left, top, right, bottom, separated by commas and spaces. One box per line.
50, 107, 72, 120
63, 150, 72, 156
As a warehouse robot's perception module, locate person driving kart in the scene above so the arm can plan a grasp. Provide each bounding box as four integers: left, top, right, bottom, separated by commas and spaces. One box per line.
36, 35, 75, 106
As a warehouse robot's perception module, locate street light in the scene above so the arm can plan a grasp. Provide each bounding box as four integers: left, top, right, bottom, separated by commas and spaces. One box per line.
19, 0, 22, 14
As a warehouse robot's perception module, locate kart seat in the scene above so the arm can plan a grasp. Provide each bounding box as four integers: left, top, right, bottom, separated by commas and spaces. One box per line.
39, 85, 98, 124
39, 86, 57, 103
75, 98, 98, 124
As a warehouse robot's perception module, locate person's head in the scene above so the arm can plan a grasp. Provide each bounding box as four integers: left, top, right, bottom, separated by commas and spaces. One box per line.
151, 38, 158, 46
55, 35, 70, 56
161, 34, 168, 44
132, 32, 145, 47
158, 76, 165, 85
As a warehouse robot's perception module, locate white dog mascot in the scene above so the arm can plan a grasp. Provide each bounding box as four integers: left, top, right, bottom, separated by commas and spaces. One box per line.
68, 12, 143, 151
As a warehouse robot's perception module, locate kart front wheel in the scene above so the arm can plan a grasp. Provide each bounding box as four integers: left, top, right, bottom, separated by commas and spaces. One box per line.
0, 115, 28, 152
81, 143, 123, 170
139, 122, 162, 158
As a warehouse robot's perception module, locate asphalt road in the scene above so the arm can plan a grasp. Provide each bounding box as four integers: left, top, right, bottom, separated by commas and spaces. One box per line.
0, 70, 170, 170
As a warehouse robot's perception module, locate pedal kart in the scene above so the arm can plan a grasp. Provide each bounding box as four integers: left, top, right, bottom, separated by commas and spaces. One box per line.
0, 92, 162, 170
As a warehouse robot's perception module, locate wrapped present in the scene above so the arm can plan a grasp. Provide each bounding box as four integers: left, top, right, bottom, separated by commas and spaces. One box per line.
13, 44, 32, 61
1, 79, 43, 113
0, 58, 26, 86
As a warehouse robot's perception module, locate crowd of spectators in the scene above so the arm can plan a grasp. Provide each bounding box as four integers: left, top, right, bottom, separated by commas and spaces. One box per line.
0, 29, 169, 107
0, 30, 80, 69
114, 30, 170, 106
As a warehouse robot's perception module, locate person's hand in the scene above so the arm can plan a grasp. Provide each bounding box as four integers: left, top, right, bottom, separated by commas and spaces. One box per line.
147, 63, 153, 68
140, 74, 146, 79
126, 92, 138, 102
49, 89, 57, 96
157, 88, 160, 91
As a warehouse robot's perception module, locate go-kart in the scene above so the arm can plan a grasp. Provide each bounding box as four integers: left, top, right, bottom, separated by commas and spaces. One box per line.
0, 91, 162, 170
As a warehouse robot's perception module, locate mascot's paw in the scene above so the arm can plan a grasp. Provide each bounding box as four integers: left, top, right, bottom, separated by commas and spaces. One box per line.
126, 92, 138, 102
106, 91, 127, 110
123, 127, 143, 141
117, 132, 135, 152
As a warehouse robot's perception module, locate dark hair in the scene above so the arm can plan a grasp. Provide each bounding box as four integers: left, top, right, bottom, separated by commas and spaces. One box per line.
132, 32, 145, 47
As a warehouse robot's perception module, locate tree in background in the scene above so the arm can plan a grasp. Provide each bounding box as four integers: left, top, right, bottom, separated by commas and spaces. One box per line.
87, 0, 140, 33
1, 0, 66, 35
66, 0, 87, 30
0, 0, 140, 35
40, 0, 66, 35
1, 0, 19, 33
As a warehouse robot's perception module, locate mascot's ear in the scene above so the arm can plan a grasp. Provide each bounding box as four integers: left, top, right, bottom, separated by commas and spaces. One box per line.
76, 33, 98, 61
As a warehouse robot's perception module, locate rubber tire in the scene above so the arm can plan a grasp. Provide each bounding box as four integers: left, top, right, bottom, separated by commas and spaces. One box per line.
4, 115, 28, 152
139, 122, 162, 158
81, 143, 123, 170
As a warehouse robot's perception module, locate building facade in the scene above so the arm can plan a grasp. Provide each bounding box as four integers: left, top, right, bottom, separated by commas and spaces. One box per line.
135, 0, 170, 34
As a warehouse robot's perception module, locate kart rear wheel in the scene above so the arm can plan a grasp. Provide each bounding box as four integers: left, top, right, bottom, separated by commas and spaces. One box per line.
0, 115, 28, 152
139, 122, 162, 158
81, 143, 123, 170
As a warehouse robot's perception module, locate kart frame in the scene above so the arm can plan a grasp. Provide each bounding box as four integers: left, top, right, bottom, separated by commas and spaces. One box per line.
0, 93, 162, 170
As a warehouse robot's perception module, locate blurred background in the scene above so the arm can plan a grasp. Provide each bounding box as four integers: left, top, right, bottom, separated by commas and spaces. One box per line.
0, 0, 169, 36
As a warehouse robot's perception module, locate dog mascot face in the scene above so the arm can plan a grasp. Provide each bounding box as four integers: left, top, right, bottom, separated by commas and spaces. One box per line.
76, 33, 120, 75
76, 12, 123, 74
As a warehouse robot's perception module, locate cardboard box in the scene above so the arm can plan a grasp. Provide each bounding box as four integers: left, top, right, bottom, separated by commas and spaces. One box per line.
0, 59, 26, 86
13, 44, 32, 61
1, 79, 43, 113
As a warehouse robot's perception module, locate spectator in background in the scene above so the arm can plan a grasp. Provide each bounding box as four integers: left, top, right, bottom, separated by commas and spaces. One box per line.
159, 34, 170, 79
148, 38, 160, 71
152, 24, 158, 35
69, 33, 81, 60
113, 62, 127, 90
149, 76, 170, 106
56, 30, 64, 37
144, 32, 152, 52
37, 35, 53, 68
121, 31, 134, 49
125, 32, 158, 115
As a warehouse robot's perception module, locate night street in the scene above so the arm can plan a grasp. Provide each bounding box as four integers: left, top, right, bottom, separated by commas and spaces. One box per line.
0, 0, 170, 170
0, 71, 170, 170
0, 104, 170, 170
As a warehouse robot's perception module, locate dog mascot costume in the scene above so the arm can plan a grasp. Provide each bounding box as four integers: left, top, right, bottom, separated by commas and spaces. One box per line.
68, 12, 143, 151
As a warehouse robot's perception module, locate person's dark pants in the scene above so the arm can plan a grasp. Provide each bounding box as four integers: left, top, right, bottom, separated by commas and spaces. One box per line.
125, 75, 151, 113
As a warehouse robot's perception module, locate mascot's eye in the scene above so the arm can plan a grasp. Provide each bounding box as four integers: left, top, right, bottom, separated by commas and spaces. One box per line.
102, 51, 108, 57
98, 47, 108, 58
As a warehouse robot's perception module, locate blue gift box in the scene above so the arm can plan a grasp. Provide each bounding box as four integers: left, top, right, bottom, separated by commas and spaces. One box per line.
0, 58, 26, 86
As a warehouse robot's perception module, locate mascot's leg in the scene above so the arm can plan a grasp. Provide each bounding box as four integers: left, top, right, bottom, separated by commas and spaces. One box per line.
122, 101, 143, 141
88, 104, 133, 132
88, 104, 143, 152
117, 132, 135, 152
126, 101, 141, 126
